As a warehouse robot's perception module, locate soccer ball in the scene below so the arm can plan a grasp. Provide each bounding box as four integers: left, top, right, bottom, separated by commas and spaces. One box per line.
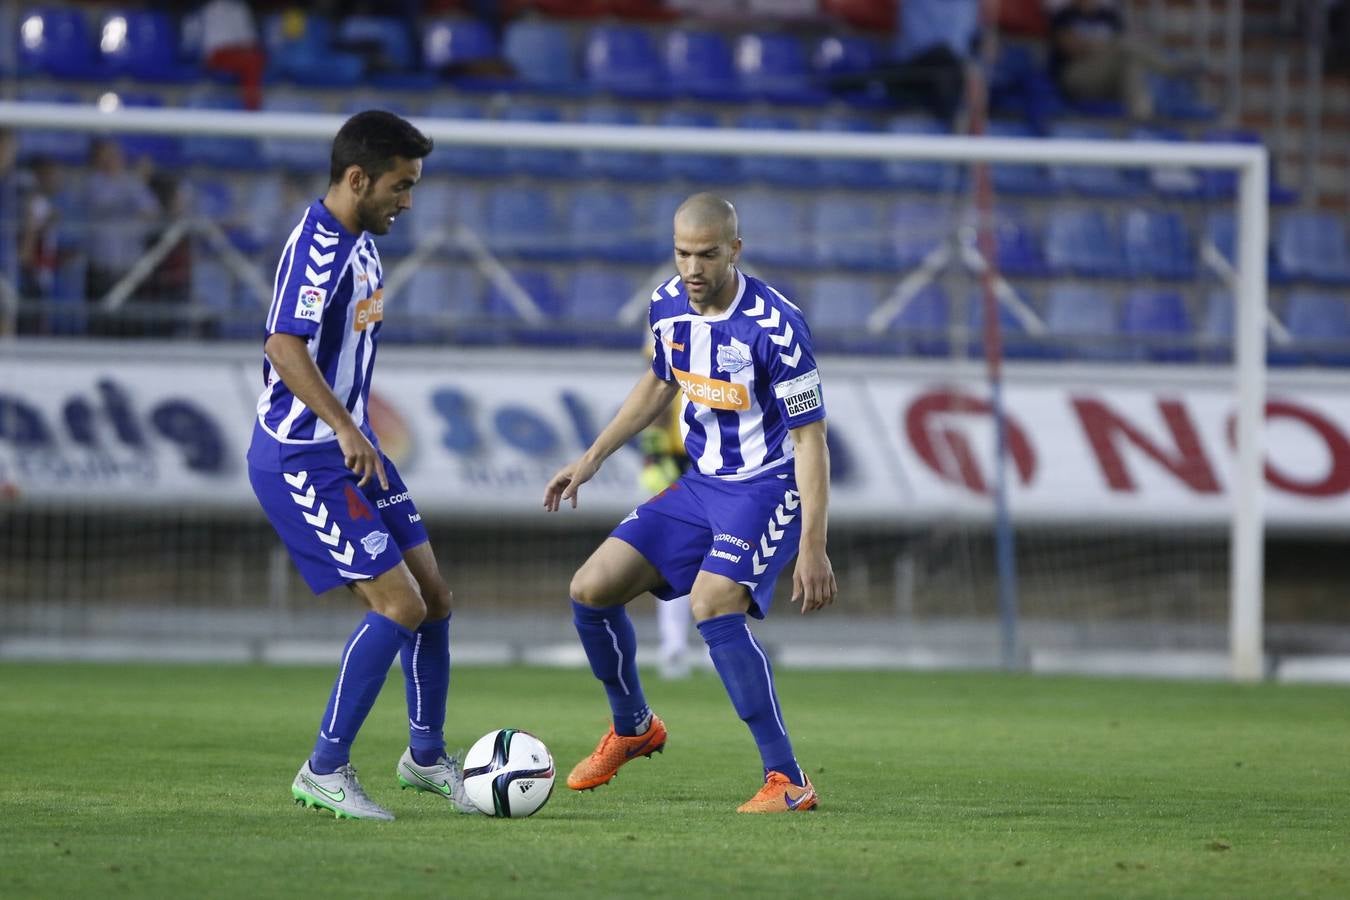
462, 729, 555, 818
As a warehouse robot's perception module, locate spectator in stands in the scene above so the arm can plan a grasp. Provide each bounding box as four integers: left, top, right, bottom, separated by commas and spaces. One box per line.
0, 130, 18, 334
83, 139, 161, 324
199, 0, 266, 110
18, 157, 61, 320
140, 170, 192, 336
1048, 0, 1196, 118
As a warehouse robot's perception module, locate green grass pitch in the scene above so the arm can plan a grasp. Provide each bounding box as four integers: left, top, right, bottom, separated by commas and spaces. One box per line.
1, 662, 1347, 899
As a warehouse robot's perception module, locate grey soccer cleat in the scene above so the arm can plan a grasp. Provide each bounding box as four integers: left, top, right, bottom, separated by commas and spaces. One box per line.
292, 760, 395, 821
397, 748, 479, 814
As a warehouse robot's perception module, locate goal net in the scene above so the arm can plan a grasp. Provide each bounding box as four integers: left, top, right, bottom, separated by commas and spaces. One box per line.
0, 96, 1294, 680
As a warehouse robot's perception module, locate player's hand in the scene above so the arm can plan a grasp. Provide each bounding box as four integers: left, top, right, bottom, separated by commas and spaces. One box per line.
543, 456, 601, 511
791, 546, 837, 615
337, 425, 387, 490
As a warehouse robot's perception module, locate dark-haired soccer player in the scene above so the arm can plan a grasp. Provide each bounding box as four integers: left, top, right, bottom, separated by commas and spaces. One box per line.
544, 193, 837, 813
248, 111, 474, 820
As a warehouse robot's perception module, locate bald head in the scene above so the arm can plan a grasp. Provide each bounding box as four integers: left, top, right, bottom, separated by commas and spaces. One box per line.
674, 193, 738, 243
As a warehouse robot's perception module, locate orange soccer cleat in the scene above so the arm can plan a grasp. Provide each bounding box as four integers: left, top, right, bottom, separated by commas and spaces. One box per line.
566, 714, 668, 791
736, 771, 818, 814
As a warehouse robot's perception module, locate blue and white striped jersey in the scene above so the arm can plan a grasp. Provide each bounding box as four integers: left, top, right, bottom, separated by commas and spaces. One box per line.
649, 269, 825, 480
248, 200, 385, 471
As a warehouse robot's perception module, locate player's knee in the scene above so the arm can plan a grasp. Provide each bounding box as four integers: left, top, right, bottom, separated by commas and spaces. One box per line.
423, 582, 452, 620
569, 568, 619, 608
376, 590, 427, 630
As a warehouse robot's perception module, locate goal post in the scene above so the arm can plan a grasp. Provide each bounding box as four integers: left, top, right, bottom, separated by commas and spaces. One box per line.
0, 100, 1270, 680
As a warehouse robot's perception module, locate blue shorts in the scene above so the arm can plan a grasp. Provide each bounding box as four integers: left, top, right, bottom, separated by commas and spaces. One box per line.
611, 467, 801, 619
248, 455, 429, 594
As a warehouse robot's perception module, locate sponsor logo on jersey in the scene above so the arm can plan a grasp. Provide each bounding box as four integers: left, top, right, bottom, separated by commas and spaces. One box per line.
353, 288, 384, 332
784, 386, 821, 418
672, 367, 751, 411
361, 530, 390, 559
296, 285, 326, 322
663, 337, 685, 352
714, 533, 752, 551
716, 341, 753, 375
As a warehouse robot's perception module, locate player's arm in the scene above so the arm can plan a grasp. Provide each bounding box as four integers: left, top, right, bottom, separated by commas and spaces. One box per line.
263, 332, 388, 490
789, 418, 837, 614
544, 370, 680, 511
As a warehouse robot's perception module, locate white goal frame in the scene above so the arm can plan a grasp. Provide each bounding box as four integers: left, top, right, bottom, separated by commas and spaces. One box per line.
0, 100, 1269, 681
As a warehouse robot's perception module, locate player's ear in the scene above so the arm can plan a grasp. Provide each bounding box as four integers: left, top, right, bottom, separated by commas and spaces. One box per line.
345, 164, 367, 195
729, 237, 743, 264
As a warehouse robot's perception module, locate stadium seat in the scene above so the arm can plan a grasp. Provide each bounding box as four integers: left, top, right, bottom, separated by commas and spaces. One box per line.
1045, 208, 1122, 278
1200, 129, 1298, 204
664, 29, 741, 101
501, 104, 578, 177
1123, 209, 1195, 281
260, 12, 362, 85
1049, 123, 1137, 197
560, 266, 643, 348
421, 98, 504, 176
583, 24, 667, 99
893, 285, 951, 357
1283, 290, 1350, 366
1131, 126, 1205, 200
14, 86, 90, 163
985, 120, 1055, 196
805, 274, 885, 353
816, 113, 885, 188
566, 187, 651, 263
812, 196, 891, 271
384, 262, 483, 344
733, 194, 811, 269
112, 92, 182, 169
99, 10, 196, 82
967, 287, 1047, 360
484, 268, 564, 345
17, 7, 103, 79
1120, 289, 1196, 362
259, 93, 329, 171
987, 205, 1047, 277
884, 116, 960, 192
734, 32, 828, 104
1044, 284, 1119, 359
181, 89, 260, 170
338, 15, 434, 87
502, 17, 581, 93
659, 110, 739, 184
1148, 73, 1215, 122
1275, 212, 1350, 285
734, 113, 818, 186
891, 200, 952, 270
484, 186, 566, 261
577, 105, 659, 182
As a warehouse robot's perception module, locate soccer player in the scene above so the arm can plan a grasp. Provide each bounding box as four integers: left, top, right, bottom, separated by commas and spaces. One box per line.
247, 111, 474, 821
544, 193, 837, 813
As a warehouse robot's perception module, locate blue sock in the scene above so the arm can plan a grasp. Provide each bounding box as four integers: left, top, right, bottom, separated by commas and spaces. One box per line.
572, 600, 650, 736
402, 613, 450, 766
697, 613, 805, 787
310, 611, 413, 775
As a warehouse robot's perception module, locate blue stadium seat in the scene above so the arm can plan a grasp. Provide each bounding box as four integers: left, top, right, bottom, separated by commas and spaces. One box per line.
805, 274, 884, 353
583, 24, 667, 99
484, 186, 566, 260
1276, 212, 1350, 285
734, 32, 827, 104
884, 116, 960, 192
985, 120, 1055, 196
664, 29, 740, 101
502, 18, 581, 93
1131, 126, 1205, 200
816, 113, 885, 188
894, 285, 951, 357
988, 205, 1047, 277
484, 268, 564, 345
812, 196, 891, 271
1283, 290, 1350, 366
113, 92, 182, 168
1044, 284, 1119, 359
1201, 210, 1287, 284
17, 7, 102, 79
422, 17, 494, 70
1120, 289, 1196, 361
811, 34, 880, 78
1148, 73, 1215, 122
567, 187, 650, 262
577, 105, 659, 182
659, 110, 738, 184
891, 200, 952, 269
383, 262, 483, 344
339, 15, 435, 87
261, 12, 362, 85
734, 194, 811, 269
1199, 288, 1233, 361
1201, 128, 1297, 204
1123, 208, 1195, 280
421, 99, 504, 176
967, 288, 1047, 360
259, 93, 330, 171
561, 266, 643, 349
14, 86, 90, 163
407, 179, 483, 249
1049, 123, 1137, 197
735, 113, 818, 186
99, 10, 196, 82
181, 89, 260, 170
502, 104, 579, 177
1045, 208, 1122, 278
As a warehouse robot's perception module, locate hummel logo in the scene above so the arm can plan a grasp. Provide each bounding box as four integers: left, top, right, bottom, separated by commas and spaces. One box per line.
303, 776, 345, 804
663, 338, 685, 352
